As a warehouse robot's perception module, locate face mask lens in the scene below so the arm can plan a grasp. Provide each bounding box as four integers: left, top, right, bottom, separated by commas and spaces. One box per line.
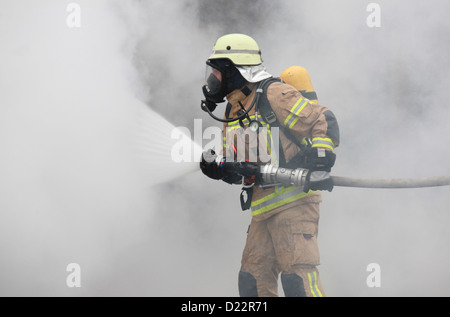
205, 64, 223, 94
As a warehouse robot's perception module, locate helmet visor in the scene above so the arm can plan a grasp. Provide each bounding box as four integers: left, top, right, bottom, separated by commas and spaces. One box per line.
204, 63, 224, 96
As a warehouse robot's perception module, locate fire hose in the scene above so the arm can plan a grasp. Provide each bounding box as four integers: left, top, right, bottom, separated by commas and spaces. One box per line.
222, 161, 450, 189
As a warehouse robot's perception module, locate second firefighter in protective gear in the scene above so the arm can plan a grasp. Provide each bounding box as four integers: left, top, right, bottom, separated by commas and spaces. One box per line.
200, 33, 340, 297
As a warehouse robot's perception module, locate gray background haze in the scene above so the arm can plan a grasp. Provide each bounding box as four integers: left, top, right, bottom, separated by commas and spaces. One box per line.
1, 0, 449, 296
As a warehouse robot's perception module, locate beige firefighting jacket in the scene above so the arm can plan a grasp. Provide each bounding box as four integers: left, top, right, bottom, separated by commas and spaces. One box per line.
222, 80, 339, 221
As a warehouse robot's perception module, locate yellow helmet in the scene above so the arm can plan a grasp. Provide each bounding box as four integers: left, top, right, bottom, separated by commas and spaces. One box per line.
208, 33, 262, 66
280, 66, 318, 103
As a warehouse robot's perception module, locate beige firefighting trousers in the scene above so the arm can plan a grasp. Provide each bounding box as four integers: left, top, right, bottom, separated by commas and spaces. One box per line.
239, 200, 326, 297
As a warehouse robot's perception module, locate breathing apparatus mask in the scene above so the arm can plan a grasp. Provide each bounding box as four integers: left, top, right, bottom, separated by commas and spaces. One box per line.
201, 59, 252, 123
202, 60, 228, 103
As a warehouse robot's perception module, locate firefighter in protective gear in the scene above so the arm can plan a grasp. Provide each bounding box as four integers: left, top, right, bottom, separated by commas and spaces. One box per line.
200, 33, 340, 297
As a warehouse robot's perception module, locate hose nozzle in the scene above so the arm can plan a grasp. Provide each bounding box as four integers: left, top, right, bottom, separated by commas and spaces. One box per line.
260, 164, 309, 189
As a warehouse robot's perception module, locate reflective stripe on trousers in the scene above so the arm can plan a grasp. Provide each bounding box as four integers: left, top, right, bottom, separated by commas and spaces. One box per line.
307, 271, 323, 297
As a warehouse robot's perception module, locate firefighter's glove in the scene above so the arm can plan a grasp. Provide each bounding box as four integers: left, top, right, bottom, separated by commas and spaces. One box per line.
200, 149, 225, 180
301, 147, 336, 172
304, 170, 334, 193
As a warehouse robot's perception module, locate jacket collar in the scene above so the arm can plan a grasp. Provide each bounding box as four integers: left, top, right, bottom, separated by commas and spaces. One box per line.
226, 83, 256, 109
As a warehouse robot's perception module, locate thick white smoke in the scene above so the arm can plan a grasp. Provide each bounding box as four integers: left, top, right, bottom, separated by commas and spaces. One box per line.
1, 0, 449, 297
0, 0, 200, 296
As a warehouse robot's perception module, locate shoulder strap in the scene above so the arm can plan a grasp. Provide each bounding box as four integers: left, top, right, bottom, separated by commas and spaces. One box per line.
225, 102, 232, 119
256, 77, 282, 125
257, 78, 305, 166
